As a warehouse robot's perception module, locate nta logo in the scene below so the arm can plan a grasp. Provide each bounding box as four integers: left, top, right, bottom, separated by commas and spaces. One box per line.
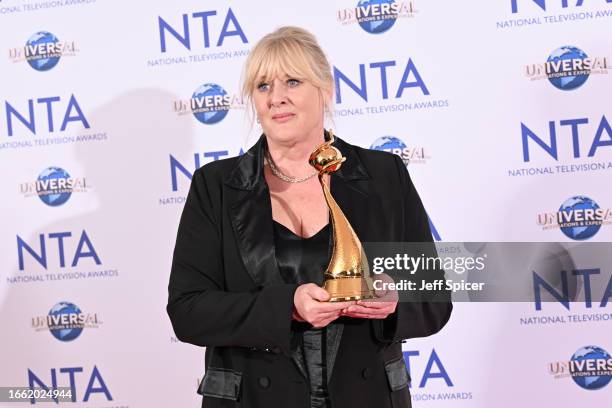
158, 7, 247, 52
511, 0, 612, 14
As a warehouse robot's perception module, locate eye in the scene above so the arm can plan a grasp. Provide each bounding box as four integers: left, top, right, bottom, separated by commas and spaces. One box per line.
257, 82, 270, 92
287, 78, 301, 87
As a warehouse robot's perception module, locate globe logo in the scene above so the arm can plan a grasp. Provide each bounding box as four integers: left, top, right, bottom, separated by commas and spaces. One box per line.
357, 0, 398, 34
36, 167, 73, 207
191, 83, 230, 125
48, 302, 84, 341
569, 346, 612, 390
25, 31, 61, 71
557, 196, 602, 240
370, 136, 410, 166
547, 46, 590, 91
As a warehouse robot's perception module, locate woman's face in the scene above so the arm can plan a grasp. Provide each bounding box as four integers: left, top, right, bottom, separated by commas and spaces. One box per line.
252, 74, 328, 145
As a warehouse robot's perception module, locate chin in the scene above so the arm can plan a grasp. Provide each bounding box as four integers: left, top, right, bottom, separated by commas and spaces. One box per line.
265, 127, 304, 145
264, 123, 321, 146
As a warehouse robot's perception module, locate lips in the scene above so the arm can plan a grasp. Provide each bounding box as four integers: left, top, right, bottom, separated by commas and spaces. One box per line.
271, 112, 295, 122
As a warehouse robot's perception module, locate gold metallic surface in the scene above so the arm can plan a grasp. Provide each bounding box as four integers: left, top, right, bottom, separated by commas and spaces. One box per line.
309, 130, 375, 302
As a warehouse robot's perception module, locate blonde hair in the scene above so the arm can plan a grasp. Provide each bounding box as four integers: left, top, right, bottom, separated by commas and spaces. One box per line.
241, 26, 333, 115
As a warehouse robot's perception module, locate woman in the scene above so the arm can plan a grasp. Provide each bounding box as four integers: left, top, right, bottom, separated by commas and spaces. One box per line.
167, 26, 452, 408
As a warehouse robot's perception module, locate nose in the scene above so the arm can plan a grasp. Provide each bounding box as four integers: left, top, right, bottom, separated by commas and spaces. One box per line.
269, 79, 287, 107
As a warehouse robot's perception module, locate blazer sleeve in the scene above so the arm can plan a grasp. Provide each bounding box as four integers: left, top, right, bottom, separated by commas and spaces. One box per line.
167, 168, 298, 355
373, 155, 452, 343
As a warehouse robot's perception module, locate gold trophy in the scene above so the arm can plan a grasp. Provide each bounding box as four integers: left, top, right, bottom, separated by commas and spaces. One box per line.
309, 130, 375, 302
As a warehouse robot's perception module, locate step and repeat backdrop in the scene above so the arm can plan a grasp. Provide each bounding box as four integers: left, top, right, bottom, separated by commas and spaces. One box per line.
1, 1, 611, 407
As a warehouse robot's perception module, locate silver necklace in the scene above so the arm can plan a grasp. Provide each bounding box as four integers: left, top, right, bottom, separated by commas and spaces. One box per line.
265, 150, 319, 183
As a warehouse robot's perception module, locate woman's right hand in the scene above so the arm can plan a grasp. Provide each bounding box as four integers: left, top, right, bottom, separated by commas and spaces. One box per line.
293, 284, 355, 328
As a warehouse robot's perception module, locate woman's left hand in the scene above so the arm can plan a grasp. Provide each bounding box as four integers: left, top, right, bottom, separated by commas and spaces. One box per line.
340, 273, 399, 319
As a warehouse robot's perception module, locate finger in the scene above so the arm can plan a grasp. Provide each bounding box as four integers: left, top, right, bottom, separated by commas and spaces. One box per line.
355, 300, 397, 309
342, 312, 391, 319
349, 303, 396, 313
365, 290, 399, 302
347, 305, 394, 316
343, 310, 394, 319
315, 311, 341, 320
311, 300, 356, 313
307, 285, 331, 302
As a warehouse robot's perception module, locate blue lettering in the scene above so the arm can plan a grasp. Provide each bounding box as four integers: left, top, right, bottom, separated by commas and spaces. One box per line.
83, 366, 113, 402
559, 118, 588, 158
192, 11, 216, 48
395, 59, 430, 97
428, 216, 442, 241
217, 8, 248, 46
49, 232, 71, 268
61, 94, 90, 131
533, 270, 569, 311
17, 234, 46, 271
402, 350, 419, 388
334, 64, 368, 103
420, 349, 453, 388
27, 368, 58, 404
28, 366, 111, 403
601, 274, 612, 307
170, 154, 199, 192
159, 9, 248, 53
521, 121, 558, 161
369, 61, 396, 99
159, 14, 190, 52
37, 96, 60, 133
588, 115, 612, 157
71, 231, 101, 267
204, 150, 229, 161
511, 0, 547, 13
6, 99, 35, 136
59, 367, 83, 402
512, 0, 611, 13
572, 269, 599, 308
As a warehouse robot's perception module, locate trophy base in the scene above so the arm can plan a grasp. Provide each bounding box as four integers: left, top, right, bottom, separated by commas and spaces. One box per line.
324, 276, 376, 302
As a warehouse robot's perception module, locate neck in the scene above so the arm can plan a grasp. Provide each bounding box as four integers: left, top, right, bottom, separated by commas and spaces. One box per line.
266, 128, 326, 177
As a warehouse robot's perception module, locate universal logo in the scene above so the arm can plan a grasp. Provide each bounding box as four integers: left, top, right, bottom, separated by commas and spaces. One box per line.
32, 301, 102, 342
525, 46, 609, 91
370, 136, 429, 165
548, 346, 612, 390
337, 0, 417, 34
9, 31, 79, 72
173, 83, 244, 125
537, 196, 612, 240
19, 167, 90, 207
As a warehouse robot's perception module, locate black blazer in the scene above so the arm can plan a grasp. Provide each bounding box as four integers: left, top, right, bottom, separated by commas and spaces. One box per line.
167, 135, 452, 408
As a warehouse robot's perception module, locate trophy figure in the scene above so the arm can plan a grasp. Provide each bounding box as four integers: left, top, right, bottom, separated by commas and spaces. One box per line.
309, 130, 375, 302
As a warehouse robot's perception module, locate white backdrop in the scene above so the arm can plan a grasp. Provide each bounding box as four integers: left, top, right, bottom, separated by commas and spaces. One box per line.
1, 1, 611, 407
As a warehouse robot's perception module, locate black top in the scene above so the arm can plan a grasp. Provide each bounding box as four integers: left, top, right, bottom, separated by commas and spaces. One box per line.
273, 220, 331, 408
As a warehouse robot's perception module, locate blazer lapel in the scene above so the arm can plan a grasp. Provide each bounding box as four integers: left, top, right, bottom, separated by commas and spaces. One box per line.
228, 183, 283, 287
225, 136, 283, 287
